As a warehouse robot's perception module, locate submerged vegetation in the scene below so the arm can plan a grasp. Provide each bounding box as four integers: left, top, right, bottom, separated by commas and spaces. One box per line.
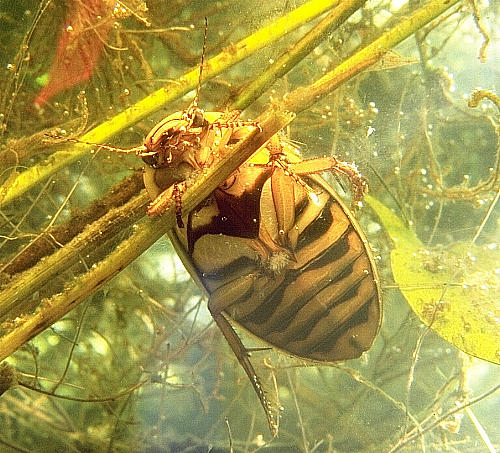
0, 0, 498, 451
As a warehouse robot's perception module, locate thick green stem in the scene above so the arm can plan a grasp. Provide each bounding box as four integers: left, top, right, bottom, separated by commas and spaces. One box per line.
0, 109, 294, 361
231, 0, 364, 111
284, 0, 463, 113
0, 193, 149, 322
0, 0, 339, 208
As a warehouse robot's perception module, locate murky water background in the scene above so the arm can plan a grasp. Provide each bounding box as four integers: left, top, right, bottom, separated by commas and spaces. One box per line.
0, 1, 498, 451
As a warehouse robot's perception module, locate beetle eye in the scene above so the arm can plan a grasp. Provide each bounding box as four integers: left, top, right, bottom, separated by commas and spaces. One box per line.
192, 111, 207, 128
142, 150, 173, 168
142, 153, 159, 167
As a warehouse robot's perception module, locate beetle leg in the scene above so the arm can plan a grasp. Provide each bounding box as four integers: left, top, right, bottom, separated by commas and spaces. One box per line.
287, 157, 369, 204
212, 109, 241, 123
331, 158, 368, 203
208, 109, 241, 129
146, 182, 187, 227
266, 137, 315, 195
209, 109, 261, 137
182, 100, 204, 126
146, 185, 174, 216
207, 299, 279, 436
199, 127, 234, 163
266, 134, 368, 203
212, 119, 261, 132
270, 166, 296, 248
172, 183, 186, 228
265, 137, 304, 247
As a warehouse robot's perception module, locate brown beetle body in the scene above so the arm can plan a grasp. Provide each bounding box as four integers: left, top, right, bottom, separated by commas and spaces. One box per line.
139, 106, 382, 432
168, 147, 381, 362
69, 20, 381, 433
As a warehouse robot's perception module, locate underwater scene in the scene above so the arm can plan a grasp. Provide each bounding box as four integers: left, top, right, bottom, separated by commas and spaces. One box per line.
0, 0, 498, 451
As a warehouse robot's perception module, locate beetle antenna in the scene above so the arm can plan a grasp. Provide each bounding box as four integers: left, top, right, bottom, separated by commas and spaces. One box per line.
44, 134, 146, 154
193, 17, 208, 109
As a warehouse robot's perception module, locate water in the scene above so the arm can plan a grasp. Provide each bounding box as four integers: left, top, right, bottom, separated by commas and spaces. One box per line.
0, 0, 498, 451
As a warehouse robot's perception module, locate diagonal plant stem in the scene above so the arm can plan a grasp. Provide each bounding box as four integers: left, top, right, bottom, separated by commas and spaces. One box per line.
0, 192, 150, 322
0, 0, 463, 361
0, 109, 295, 361
0, 0, 340, 208
283, 0, 463, 114
231, 0, 366, 111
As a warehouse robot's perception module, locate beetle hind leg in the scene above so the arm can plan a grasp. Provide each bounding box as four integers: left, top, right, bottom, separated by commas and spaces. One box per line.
278, 156, 369, 205
208, 300, 279, 436
266, 134, 369, 204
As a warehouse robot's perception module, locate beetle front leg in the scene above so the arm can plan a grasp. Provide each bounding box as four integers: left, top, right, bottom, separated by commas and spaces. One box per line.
146, 182, 187, 228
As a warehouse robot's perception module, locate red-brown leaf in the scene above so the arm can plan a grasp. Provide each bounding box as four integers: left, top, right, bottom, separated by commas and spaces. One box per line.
34, 0, 113, 105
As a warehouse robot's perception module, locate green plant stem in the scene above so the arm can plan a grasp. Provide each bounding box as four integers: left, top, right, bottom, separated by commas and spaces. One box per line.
0, 0, 339, 208
0, 192, 150, 322
0, 110, 295, 362
231, 0, 365, 111
284, 0, 463, 114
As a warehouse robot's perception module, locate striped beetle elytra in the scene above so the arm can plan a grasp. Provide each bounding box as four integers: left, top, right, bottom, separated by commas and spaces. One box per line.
139, 105, 382, 433
103, 21, 382, 434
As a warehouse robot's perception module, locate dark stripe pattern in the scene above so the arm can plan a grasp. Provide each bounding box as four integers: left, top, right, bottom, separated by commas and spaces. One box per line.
174, 175, 381, 364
